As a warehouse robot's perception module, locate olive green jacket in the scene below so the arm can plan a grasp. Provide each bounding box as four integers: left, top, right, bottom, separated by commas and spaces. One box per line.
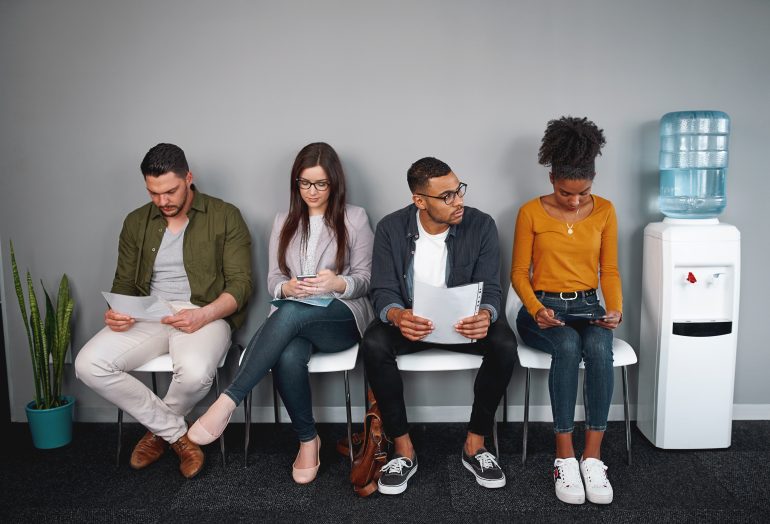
111, 189, 253, 330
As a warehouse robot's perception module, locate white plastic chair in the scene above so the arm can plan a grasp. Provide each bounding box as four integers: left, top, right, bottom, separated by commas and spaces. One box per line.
242, 343, 359, 467
504, 285, 637, 465
394, 348, 506, 459
116, 343, 236, 466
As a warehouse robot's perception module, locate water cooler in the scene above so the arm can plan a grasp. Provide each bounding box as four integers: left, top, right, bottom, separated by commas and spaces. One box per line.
636, 111, 741, 449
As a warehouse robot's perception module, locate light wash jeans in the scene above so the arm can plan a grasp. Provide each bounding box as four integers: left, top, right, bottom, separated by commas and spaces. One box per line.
75, 302, 231, 443
225, 299, 359, 442
516, 292, 614, 433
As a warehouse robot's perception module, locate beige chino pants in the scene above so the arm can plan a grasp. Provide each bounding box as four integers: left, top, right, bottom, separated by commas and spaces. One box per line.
75, 302, 230, 443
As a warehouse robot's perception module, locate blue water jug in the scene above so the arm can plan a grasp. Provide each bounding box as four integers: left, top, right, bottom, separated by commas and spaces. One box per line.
659, 110, 730, 218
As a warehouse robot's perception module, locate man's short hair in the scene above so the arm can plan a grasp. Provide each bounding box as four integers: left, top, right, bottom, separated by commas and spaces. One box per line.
407, 157, 452, 193
140, 143, 189, 178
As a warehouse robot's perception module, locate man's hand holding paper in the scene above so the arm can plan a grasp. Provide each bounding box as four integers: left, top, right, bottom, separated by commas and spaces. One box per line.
412, 281, 484, 345
454, 308, 491, 340
388, 308, 434, 342
101, 292, 177, 329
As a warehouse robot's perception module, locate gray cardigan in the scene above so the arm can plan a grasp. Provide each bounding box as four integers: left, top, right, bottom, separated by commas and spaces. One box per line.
267, 204, 375, 335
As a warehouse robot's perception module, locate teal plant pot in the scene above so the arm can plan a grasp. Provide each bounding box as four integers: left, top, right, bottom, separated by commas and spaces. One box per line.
25, 395, 75, 449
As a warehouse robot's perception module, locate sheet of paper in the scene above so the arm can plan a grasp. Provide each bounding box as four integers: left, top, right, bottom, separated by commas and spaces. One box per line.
412, 281, 483, 344
271, 296, 334, 308
101, 292, 177, 321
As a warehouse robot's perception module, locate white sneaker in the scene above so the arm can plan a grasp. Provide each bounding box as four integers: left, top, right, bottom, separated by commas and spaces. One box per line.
553, 457, 585, 504
580, 457, 614, 504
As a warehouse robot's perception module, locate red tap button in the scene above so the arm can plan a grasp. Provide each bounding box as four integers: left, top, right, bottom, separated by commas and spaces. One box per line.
686, 272, 697, 283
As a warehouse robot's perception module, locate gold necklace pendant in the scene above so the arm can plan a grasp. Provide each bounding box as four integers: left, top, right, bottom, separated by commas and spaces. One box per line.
561, 205, 580, 236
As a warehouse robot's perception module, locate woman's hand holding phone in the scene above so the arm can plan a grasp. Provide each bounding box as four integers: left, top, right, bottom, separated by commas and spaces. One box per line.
535, 307, 565, 329
300, 269, 346, 294
592, 310, 622, 329
282, 277, 312, 298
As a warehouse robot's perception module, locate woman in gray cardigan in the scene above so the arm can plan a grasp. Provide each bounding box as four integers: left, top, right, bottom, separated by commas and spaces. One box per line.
189, 142, 374, 483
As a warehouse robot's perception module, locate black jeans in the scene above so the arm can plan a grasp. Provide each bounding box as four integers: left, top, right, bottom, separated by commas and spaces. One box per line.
362, 318, 517, 439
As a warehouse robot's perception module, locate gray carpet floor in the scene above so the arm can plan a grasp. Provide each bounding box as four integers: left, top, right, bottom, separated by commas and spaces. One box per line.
1, 420, 768, 523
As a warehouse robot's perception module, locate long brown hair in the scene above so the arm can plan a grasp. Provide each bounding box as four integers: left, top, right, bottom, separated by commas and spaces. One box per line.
277, 142, 348, 277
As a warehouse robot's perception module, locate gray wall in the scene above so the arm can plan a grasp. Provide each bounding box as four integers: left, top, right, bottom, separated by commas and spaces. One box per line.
2, 0, 769, 423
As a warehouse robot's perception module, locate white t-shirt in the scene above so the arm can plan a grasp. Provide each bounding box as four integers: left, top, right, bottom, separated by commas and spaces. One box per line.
413, 210, 448, 288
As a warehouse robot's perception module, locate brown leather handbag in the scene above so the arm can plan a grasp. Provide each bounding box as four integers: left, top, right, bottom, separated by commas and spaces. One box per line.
346, 388, 389, 497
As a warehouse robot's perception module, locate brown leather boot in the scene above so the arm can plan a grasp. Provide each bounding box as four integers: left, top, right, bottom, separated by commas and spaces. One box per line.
171, 433, 205, 479
130, 431, 167, 469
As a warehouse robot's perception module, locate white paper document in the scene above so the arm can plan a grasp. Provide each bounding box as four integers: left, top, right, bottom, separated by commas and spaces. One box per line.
412, 281, 484, 345
101, 292, 177, 321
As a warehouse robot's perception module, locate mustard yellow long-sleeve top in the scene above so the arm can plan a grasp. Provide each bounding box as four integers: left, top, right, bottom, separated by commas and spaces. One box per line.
511, 195, 623, 318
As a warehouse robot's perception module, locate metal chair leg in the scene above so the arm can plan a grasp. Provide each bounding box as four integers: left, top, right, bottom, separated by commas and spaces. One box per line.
492, 413, 500, 459
344, 370, 354, 465
116, 409, 123, 466
582, 370, 588, 425
522, 368, 530, 464
623, 366, 632, 465
244, 391, 251, 468
503, 389, 508, 424
272, 372, 281, 424
151, 372, 158, 395
215, 370, 226, 466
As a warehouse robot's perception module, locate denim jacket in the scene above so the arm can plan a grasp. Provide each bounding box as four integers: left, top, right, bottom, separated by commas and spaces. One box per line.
370, 204, 501, 323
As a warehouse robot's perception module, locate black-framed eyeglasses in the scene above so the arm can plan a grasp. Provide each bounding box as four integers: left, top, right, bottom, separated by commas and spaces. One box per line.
415, 182, 467, 205
296, 178, 330, 191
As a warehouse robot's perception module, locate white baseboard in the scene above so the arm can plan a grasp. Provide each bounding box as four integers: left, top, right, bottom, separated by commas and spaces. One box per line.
70, 403, 770, 424
732, 404, 770, 420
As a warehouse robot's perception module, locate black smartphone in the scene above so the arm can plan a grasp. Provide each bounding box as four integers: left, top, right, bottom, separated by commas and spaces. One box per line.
558, 312, 611, 322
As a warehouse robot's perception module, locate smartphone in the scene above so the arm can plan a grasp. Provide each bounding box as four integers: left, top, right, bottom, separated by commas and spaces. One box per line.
296, 274, 317, 281
558, 312, 611, 322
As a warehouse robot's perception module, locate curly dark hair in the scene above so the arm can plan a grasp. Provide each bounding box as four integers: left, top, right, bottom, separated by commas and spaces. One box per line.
407, 157, 452, 193
538, 116, 606, 180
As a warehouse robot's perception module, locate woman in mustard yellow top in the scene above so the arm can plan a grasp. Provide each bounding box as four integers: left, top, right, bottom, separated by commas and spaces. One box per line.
512, 117, 622, 506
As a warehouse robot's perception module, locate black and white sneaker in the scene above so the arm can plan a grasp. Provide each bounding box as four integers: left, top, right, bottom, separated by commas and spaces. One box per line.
378, 455, 418, 495
462, 448, 506, 488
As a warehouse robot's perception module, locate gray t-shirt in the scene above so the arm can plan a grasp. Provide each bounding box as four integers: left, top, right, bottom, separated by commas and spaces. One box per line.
150, 221, 192, 302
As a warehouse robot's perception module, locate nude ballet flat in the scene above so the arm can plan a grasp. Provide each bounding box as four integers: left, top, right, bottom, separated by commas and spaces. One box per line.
292, 435, 321, 484
188, 394, 236, 445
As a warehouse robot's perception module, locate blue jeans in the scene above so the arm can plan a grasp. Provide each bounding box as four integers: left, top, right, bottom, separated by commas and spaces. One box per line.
225, 299, 360, 442
516, 292, 614, 433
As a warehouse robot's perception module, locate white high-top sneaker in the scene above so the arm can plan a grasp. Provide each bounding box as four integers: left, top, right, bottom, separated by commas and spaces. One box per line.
580, 457, 614, 504
553, 457, 585, 504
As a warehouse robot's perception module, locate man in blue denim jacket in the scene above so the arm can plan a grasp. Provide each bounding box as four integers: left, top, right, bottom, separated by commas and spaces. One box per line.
363, 157, 516, 495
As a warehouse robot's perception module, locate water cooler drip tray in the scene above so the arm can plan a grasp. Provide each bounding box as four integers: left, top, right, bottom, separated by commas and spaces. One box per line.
673, 320, 732, 337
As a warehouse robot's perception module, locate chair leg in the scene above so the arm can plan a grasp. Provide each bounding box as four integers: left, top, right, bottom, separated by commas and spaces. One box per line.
522, 368, 531, 465
344, 370, 354, 465
503, 388, 508, 424
492, 413, 500, 459
582, 370, 588, 424
244, 391, 252, 468
116, 409, 123, 466
215, 369, 226, 467
622, 366, 632, 465
272, 372, 281, 424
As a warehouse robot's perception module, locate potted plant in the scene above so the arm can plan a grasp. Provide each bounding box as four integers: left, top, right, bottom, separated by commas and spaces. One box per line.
10, 241, 75, 449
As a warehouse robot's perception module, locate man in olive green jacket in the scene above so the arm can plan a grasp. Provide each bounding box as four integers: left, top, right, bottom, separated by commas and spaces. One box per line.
75, 143, 252, 479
